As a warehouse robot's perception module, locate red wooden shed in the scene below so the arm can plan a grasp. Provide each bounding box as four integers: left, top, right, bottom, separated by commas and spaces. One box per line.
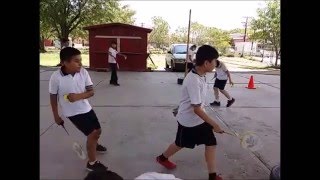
83, 23, 152, 71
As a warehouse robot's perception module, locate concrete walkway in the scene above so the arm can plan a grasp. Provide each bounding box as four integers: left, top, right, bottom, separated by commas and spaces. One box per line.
40, 69, 280, 180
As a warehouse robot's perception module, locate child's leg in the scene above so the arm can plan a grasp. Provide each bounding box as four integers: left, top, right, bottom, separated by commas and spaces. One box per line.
219, 89, 232, 100
157, 143, 182, 169
219, 89, 235, 107
214, 87, 220, 102
87, 129, 101, 162
157, 122, 187, 169
68, 110, 107, 171
163, 143, 183, 158
205, 145, 217, 174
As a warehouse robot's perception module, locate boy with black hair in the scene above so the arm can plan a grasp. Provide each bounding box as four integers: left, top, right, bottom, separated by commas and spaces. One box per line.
156, 45, 225, 180
210, 60, 235, 107
187, 44, 197, 72
49, 47, 107, 171
108, 41, 127, 86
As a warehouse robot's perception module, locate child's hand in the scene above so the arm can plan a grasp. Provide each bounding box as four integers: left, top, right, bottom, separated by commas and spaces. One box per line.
229, 81, 234, 86
213, 124, 224, 134
55, 116, 64, 126
67, 93, 78, 102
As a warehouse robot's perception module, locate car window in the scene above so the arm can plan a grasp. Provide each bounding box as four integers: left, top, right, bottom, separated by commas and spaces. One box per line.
173, 45, 187, 54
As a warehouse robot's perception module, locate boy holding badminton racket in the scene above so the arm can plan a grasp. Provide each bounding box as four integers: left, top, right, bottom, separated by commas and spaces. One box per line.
156, 45, 225, 180
108, 41, 127, 86
49, 47, 107, 171
210, 60, 235, 107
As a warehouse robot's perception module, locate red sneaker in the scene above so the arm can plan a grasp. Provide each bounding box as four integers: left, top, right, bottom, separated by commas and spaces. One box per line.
215, 174, 223, 180
156, 156, 177, 169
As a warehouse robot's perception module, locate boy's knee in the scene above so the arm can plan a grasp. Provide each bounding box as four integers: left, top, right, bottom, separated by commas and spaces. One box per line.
88, 129, 101, 139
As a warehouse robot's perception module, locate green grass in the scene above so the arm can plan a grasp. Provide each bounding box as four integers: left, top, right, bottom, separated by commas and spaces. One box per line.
40, 51, 89, 67
40, 52, 165, 70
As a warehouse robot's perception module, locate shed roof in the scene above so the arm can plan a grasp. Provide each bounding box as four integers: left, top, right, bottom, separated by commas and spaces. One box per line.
83, 23, 152, 33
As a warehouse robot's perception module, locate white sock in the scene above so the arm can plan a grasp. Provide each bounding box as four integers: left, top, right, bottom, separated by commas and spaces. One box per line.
89, 160, 97, 165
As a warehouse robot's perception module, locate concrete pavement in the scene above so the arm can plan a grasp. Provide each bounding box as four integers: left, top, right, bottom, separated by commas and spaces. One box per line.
40, 69, 280, 180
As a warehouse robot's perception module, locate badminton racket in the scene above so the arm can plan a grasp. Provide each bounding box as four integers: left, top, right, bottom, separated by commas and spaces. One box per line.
60, 124, 87, 160
223, 131, 263, 151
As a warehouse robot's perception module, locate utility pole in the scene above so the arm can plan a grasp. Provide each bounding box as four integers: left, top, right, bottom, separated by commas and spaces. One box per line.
250, 29, 255, 56
241, 16, 250, 57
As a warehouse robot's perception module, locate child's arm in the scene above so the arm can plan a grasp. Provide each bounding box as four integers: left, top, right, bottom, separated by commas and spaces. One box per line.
193, 106, 224, 133
226, 70, 234, 86
49, 75, 63, 125
187, 81, 224, 133
222, 63, 233, 85
117, 52, 127, 59
67, 91, 94, 102
67, 69, 94, 102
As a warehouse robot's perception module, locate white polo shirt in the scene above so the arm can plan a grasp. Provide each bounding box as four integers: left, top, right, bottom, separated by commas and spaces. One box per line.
108, 47, 118, 64
215, 60, 228, 80
187, 50, 195, 63
49, 67, 93, 117
177, 69, 207, 127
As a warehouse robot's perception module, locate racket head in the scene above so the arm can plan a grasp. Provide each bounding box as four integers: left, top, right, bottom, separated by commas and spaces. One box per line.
72, 142, 87, 160
240, 131, 263, 151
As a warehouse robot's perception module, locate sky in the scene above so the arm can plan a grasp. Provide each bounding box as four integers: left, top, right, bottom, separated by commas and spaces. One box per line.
120, 1, 266, 33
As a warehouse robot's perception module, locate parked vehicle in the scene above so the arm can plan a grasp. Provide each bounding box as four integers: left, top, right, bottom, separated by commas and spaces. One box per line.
165, 43, 194, 72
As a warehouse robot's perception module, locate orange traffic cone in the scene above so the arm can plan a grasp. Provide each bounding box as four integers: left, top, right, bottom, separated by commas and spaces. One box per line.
246, 75, 256, 89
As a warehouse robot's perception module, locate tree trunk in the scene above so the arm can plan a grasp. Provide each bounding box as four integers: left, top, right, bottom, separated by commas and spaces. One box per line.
274, 47, 279, 66
40, 35, 46, 53
60, 27, 70, 49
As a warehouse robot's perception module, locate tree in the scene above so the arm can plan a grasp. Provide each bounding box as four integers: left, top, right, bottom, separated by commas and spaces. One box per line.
190, 22, 208, 45
71, 1, 136, 39
40, 16, 53, 52
40, 0, 135, 48
206, 27, 231, 54
170, 26, 188, 44
251, 0, 280, 66
40, 1, 57, 52
148, 16, 170, 48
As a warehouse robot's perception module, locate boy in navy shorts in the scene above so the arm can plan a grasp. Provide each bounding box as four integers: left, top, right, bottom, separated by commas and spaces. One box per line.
210, 60, 235, 107
156, 45, 225, 180
49, 47, 107, 171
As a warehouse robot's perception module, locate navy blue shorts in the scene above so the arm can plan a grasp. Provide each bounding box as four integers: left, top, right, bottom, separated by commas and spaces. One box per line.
175, 122, 217, 149
214, 79, 227, 90
68, 109, 101, 136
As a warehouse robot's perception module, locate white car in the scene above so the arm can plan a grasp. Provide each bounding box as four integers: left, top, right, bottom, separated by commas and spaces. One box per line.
165, 44, 194, 71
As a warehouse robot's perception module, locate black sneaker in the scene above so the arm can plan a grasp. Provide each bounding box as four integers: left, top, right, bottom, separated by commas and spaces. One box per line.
210, 101, 221, 106
96, 144, 107, 153
86, 161, 108, 171
226, 98, 235, 107
113, 83, 120, 86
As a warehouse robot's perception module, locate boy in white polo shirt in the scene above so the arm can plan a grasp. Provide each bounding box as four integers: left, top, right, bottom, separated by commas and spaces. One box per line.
209, 60, 235, 107
49, 47, 107, 171
108, 41, 127, 86
156, 45, 225, 180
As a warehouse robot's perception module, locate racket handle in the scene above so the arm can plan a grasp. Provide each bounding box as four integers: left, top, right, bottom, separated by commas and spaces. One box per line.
224, 131, 236, 136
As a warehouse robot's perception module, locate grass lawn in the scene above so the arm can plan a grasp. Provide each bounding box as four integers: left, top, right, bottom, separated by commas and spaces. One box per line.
40, 51, 164, 70
40, 51, 89, 67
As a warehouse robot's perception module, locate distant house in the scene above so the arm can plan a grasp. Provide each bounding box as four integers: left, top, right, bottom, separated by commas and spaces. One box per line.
230, 33, 259, 55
